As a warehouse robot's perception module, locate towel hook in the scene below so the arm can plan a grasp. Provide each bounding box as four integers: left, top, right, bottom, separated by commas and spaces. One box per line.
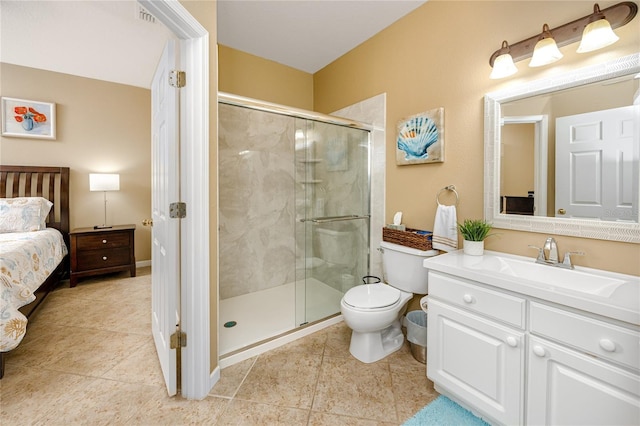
436, 185, 459, 207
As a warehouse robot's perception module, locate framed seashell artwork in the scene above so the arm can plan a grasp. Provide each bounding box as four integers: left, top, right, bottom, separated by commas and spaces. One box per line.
396, 107, 444, 165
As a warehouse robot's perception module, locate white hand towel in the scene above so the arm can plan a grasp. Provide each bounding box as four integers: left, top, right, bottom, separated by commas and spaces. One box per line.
432, 204, 458, 252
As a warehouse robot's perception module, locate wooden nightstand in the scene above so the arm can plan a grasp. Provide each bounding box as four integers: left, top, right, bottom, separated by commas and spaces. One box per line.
70, 224, 136, 287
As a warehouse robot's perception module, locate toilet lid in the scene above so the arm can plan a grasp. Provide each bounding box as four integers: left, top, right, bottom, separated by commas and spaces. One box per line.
343, 284, 400, 309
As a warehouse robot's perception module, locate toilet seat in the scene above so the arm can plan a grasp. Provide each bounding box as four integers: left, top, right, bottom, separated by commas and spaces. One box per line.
343, 284, 400, 309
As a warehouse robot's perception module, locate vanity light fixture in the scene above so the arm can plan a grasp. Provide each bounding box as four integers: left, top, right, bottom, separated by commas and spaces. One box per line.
577, 4, 620, 53
489, 2, 637, 78
490, 41, 518, 79
529, 24, 563, 67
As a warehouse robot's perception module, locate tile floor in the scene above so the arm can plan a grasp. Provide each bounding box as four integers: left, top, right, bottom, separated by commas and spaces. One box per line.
0, 268, 438, 425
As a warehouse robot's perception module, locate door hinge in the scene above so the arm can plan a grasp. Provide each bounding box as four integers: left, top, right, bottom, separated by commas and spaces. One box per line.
169, 70, 186, 88
170, 330, 187, 349
170, 202, 186, 219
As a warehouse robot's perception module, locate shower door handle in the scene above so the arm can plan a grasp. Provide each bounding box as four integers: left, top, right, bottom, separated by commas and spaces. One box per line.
300, 215, 370, 223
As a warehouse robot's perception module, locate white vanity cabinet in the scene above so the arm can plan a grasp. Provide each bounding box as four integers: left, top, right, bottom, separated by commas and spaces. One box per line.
427, 272, 526, 425
426, 269, 640, 426
527, 302, 640, 425
527, 336, 640, 425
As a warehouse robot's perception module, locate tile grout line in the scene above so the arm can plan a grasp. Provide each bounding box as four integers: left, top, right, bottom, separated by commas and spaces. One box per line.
227, 354, 259, 401
305, 333, 329, 425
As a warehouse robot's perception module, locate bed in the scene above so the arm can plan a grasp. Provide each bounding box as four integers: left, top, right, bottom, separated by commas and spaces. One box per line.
0, 165, 70, 379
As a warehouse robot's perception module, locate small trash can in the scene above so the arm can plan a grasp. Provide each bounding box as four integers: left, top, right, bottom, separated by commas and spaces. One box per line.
405, 310, 428, 363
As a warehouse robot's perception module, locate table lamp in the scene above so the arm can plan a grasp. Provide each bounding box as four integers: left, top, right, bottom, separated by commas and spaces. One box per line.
89, 173, 120, 229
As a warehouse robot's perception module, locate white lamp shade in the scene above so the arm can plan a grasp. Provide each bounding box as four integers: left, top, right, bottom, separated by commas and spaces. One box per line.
490, 53, 518, 79
529, 37, 564, 67
90, 173, 120, 191
577, 19, 619, 53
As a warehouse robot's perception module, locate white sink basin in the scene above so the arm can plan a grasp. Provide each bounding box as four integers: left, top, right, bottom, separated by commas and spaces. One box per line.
423, 250, 640, 324
464, 255, 627, 297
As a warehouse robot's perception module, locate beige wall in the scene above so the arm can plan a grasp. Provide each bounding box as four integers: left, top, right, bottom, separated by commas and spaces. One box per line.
218, 45, 314, 110
314, 0, 640, 275
178, 0, 219, 376
0, 63, 152, 262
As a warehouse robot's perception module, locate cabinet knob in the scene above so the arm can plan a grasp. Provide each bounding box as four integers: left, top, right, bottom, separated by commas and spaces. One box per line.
599, 339, 616, 352
506, 336, 518, 347
462, 294, 474, 304
102, 256, 108, 261
533, 345, 546, 357
102, 239, 107, 244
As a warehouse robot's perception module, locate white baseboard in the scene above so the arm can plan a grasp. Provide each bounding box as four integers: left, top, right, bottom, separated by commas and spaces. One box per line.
136, 260, 151, 268
208, 365, 221, 396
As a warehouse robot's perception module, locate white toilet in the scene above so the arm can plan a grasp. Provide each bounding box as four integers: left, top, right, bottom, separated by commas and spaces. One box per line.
340, 241, 438, 363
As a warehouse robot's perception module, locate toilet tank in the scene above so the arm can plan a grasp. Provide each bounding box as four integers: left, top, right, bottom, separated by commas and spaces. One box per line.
380, 241, 438, 294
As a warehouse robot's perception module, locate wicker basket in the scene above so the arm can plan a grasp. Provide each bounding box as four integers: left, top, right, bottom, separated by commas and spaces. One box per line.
382, 227, 433, 251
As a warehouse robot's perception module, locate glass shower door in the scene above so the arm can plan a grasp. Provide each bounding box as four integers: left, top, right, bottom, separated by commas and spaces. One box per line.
295, 118, 370, 326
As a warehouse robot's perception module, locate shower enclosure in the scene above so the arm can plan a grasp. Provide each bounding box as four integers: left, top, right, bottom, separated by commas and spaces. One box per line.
218, 93, 371, 356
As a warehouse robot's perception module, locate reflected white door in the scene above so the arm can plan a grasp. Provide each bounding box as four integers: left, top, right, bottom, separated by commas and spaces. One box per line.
151, 40, 180, 396
556, 106, 639, 221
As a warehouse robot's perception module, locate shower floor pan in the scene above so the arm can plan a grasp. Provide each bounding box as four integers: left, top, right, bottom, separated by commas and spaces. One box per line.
219, 278, 344, 356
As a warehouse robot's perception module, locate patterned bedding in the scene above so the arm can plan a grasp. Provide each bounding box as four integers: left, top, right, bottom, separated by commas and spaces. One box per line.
0, 229, 67, 352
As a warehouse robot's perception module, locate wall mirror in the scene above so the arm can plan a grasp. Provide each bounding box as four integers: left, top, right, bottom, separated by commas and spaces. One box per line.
484, 53, 640, 243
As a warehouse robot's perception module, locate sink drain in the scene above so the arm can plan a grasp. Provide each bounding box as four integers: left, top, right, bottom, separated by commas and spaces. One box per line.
224, 321, 237, 328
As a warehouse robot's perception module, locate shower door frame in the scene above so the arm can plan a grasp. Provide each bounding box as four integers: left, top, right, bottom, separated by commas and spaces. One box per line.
218, 93, 373, 133
218, 92, 373, 349
296, 118, 372, 326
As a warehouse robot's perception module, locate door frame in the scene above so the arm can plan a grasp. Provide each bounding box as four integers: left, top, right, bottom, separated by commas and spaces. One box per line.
502, 115, 548, 217
138, 0, 212, 399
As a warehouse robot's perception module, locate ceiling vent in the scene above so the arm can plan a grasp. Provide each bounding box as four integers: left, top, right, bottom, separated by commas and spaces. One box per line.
135, 4, 156, 24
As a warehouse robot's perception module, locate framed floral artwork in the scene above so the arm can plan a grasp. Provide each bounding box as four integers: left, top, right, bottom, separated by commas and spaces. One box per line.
1, 97, 56, 140
396, 107, 444, 165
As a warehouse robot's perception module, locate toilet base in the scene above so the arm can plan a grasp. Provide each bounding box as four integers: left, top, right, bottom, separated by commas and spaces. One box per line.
349, 319, 404, 363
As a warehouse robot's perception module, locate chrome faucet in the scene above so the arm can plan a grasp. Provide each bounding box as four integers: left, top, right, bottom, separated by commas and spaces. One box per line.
543, 237, 559, 264
528, 237, 584, 269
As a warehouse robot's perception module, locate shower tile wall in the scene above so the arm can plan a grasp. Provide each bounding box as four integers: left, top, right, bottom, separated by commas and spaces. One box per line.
219, 104, 296, 299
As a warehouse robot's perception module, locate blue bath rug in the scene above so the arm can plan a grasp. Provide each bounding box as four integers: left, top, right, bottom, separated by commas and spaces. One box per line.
403, 395, 491, 426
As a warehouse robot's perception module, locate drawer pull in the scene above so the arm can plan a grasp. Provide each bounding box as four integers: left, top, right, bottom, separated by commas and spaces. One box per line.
506, 336, 518, 348
462, 294, 475, 304
102, 256, 108, 261
102, 239, 107, 244
599, 339, 616, 352
533, 345, 546, 357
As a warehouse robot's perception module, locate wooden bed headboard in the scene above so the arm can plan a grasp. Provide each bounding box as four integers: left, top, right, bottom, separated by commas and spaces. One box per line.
0, 166, 70, 241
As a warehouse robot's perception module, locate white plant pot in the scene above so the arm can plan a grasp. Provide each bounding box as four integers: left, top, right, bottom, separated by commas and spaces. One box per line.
463, 240, 484, 256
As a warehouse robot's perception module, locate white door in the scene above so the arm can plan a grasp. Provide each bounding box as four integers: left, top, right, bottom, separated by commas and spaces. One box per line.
556, 106, 639, 221
151, 40, 180, 396
527, 336, 640, 426
427, 299, 525, 426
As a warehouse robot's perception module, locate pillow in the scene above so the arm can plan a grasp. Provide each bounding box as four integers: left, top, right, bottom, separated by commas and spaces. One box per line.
0, 197, 53, 233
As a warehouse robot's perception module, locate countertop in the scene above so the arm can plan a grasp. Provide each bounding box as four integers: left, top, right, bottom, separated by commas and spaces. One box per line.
423, 250, 640, 326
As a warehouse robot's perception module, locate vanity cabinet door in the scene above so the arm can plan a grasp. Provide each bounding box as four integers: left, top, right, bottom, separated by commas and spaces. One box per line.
427, 298, 525, 425
527, 336, 640, 426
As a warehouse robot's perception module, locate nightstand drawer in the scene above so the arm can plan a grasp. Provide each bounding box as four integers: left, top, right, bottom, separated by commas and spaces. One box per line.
69, 224, 136, 287
75, 247, 132, 271
75, 231, 131, 250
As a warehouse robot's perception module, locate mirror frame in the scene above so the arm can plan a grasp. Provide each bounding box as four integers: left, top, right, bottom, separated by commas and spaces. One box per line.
484, 53, 640, 243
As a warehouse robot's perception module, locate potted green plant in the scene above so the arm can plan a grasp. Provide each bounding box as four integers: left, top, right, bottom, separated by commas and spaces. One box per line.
458, 219, 494, 255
